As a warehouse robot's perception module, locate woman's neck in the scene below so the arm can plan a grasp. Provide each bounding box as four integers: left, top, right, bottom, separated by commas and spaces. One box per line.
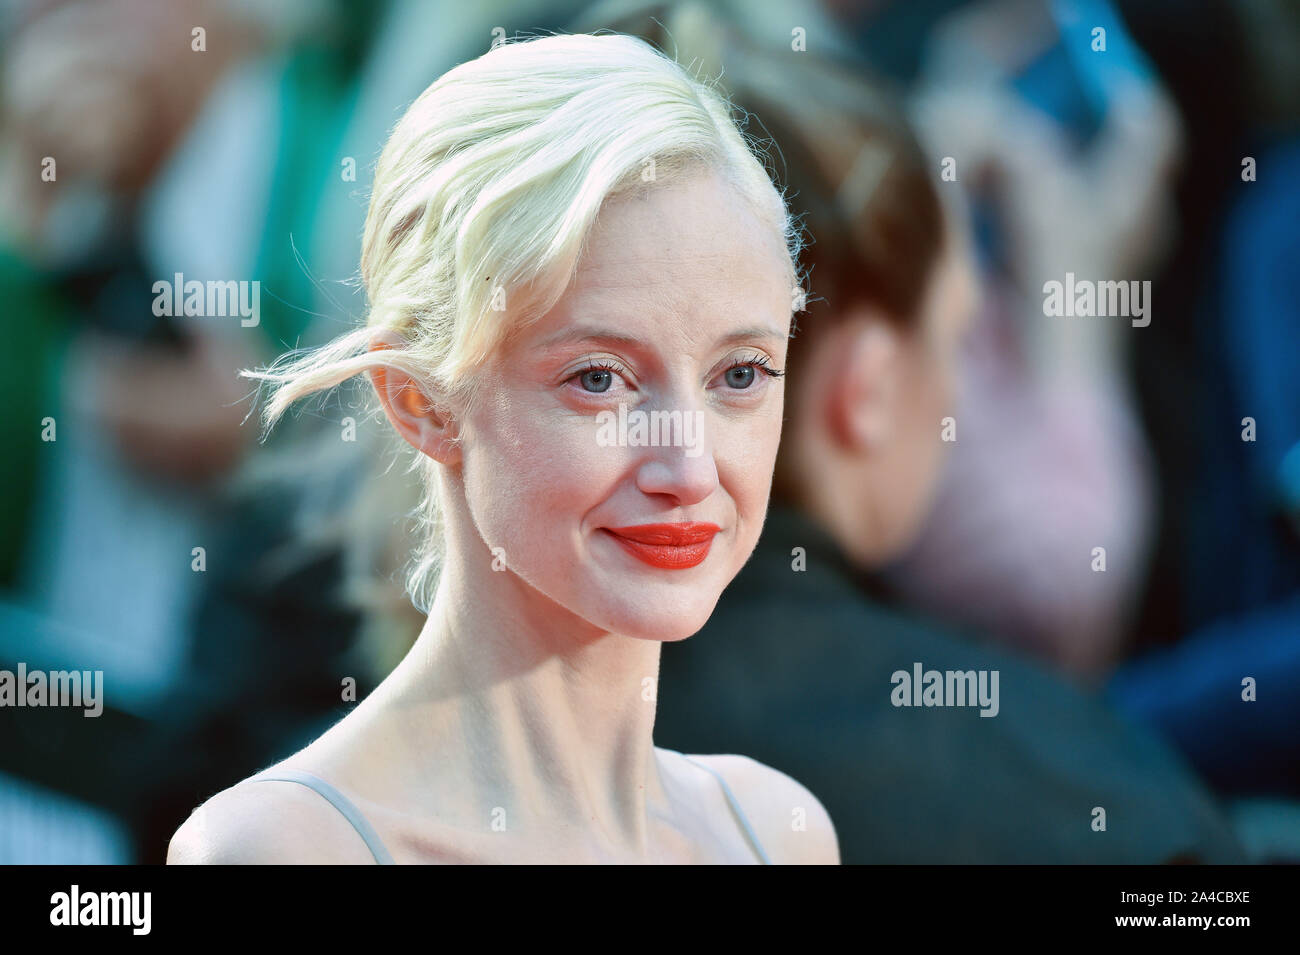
378, 521, 674, 855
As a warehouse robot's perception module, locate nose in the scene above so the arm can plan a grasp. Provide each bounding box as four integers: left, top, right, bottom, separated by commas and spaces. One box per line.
633, 408, 717, 507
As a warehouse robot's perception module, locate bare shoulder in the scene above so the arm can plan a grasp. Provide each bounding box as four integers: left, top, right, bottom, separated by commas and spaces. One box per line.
684, 753, 840, 865
166, 773, 378, 865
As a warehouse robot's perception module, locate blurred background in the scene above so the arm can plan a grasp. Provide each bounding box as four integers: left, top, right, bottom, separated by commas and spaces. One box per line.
1, 0, 1296, 863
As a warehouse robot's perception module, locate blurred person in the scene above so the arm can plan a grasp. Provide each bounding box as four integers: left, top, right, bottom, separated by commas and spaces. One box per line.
0, 0, 264, 565
587, 1, 1246, 863
0, 0, 270, 483
852, 0, 1179, 679
823, 0, 1300, 832
0, 0, 280, 863
1, 0, 439, 862
1098, 0, 1300, 811
169, 32, 839, 864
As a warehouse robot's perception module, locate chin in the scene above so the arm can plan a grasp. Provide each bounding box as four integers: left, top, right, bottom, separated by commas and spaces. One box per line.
565, 529, 747, 641
590, 587, 722, 642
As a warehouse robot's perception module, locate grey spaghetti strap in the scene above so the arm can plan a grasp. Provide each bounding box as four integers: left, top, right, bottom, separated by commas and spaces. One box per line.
671, 751, 774, 864
249, 758, 772, 865
249, 769, 396, 864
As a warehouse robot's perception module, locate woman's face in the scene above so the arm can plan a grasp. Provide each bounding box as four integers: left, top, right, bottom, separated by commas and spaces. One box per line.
452, 167, 794, 641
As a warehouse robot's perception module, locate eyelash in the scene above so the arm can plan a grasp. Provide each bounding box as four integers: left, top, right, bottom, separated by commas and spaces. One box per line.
733, 353, 784, 380
565, 354, 785, 392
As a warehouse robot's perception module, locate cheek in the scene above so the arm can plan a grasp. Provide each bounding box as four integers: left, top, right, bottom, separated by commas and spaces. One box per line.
911, 341, 954, 426
713, 397, 784, 524
938, 347, 961, 417
893, 360, 947, 494
459, 393, 623, 561
911, 361, 951, 510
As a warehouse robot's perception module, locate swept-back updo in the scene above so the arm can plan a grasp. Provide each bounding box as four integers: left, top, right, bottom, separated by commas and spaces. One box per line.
243, 32, 804, 611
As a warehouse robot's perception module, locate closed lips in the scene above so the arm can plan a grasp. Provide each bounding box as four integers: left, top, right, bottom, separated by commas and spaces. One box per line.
602, 522, 721, 569
604, 522, 720, 545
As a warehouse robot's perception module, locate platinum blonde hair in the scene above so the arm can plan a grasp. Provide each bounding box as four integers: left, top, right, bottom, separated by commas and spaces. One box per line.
243, 31, 804, 613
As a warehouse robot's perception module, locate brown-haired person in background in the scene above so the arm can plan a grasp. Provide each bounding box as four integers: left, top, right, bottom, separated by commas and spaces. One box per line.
578, 1, 1246, 863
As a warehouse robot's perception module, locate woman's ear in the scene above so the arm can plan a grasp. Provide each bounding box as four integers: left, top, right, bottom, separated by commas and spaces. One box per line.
368, 335, 462, 467
827, 311, 901, 452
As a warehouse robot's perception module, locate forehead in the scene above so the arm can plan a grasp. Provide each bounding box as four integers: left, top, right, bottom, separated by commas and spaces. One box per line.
529, 169, 795, 348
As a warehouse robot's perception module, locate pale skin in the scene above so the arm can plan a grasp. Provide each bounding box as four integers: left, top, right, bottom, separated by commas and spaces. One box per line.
168, 166, 840, 864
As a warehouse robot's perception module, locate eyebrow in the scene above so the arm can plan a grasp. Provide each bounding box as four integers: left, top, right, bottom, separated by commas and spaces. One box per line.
536, 323, 787, 351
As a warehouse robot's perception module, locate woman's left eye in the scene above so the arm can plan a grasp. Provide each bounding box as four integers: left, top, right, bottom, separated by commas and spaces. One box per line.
723, 364, 756, 389
577, 368, 615, 393
716, 356, 781, 390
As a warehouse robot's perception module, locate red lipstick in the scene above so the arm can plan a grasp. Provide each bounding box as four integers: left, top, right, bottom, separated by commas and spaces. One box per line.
603, 522, 721, 570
